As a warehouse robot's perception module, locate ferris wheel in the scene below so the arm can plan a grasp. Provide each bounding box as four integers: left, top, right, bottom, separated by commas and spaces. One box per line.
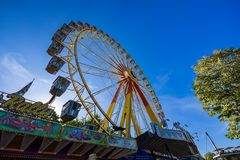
45, 21, 167, 138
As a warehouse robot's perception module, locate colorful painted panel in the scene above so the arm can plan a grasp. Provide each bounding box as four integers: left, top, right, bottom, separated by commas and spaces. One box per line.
0, 110, 61, 138
108, 135, 137, 150
61, 125, 107, 145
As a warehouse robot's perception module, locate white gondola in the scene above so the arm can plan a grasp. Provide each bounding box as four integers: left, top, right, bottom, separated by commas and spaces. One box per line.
125, 53, 130, 59
134, 65, 140, 70
114, 42, 120, 48
91, 26, 97, 34
153, 97, 158, 103
84, 23, 91, 29
50, 76, 70, 97
60, 100, 81, 122
97, 29, 103, 36
119, 47, 126, 54
52, 29, 67, 42
46, 56, 65, 74
109, 38, 115, 45
68, 20, 78, 30
60, 23, 73, 35
142, 77, 147, 81
146, 83, 151, 88
77, 21, 84, 31
130, 59, 135, 65
150, 90, 154, 95
47, 41, 64, 56
103, 34, 109, 41
156, 104, 162, 111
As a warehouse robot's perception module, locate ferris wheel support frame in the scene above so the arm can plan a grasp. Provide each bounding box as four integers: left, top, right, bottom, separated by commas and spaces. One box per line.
118, 88, 132, 137
131, 105, 142, 136
133, 82, 161, 127
100, 81, 124, 131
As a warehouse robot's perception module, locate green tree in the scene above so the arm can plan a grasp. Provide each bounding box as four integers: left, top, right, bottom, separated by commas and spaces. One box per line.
66, 114, 102, 128
85, 113, 102, 126
204, 152, 214, 160
48, 108, 60, 122
66, 119, 84, 127
193, 48, 240, 139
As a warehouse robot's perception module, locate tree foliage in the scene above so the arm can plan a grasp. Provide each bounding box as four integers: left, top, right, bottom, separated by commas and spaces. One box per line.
48, 108, 60, 122
66, 119, 84, 127
204, 152, 214, 160
193, 48, 240, 139
66, 114, 102, 128
84, 114, 102, 126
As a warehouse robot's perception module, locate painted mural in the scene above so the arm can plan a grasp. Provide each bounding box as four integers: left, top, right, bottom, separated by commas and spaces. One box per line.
61, 125, 107, 145
0, 110, 61, 138
108, 135, 137, 150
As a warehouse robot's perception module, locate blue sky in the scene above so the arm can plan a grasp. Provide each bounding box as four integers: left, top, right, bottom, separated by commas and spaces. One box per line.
0, 0, 239, 156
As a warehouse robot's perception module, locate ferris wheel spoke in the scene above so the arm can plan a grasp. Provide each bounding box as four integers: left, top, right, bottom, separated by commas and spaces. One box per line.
89, 37, 113, 58
97, 37, 116, 57
77, 50, 105, 70
137, 82, 157, 111
67, 35, 75, 44
78, 40, 113, 66
77, 52, 120, 79
109, 49, 128, 69
66, 77, 84, 88
115, 53, 128, 69
109, 55, 126, 72
78, 37, 126, 74
77, 42, 122, 75
132, 82, 160, 125
81, 69, 118, 81
82, 71, 107, 77
133, 91, 150, 130
137, 82, 153, 97
112, 93, 124, 124
79, 62, 121, 76
100, 81, 124, 130
131, 105, 142, 136
59, 51, 79, 71
84, 80, 122, 101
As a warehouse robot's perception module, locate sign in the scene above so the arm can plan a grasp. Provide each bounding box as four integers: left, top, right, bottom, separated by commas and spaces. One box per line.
108, 135, 137, 150
0, 110, 61, 138
0, 94, 55, 120
61, 126, 137, 150
61, 125, 108, 145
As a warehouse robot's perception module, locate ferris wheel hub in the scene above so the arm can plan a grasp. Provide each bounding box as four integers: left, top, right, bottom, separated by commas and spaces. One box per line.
123, 70, 129, 78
